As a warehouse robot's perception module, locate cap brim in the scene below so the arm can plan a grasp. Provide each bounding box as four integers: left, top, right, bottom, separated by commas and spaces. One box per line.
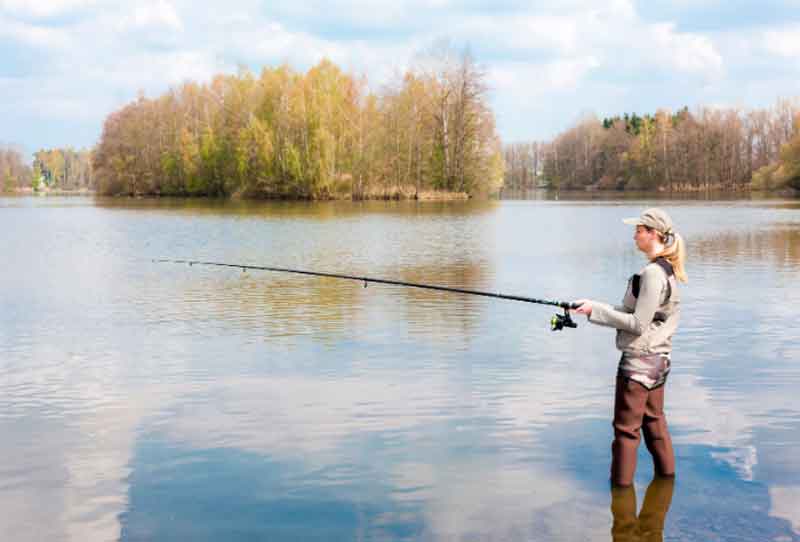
622, 217, 641, 225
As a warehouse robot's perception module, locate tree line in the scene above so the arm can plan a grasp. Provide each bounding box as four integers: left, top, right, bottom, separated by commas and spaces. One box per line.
0, 146, 31, 193
504, 98, 800, 192
33, 148, 94, 191
93, 48, 504, 199
1, 146, 94, 192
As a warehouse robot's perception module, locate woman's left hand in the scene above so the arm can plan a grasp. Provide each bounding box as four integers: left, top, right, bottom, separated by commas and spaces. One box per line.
572, 299, 593, 316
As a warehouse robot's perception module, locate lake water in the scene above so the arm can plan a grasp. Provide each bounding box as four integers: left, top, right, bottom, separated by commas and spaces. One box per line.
1, 195, 799, 541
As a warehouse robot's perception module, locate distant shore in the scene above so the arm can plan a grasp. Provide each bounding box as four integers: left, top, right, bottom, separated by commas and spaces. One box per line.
7, 184, 797, 200
13, 187, 95, 196
500, 185, 799, 200
8, 186, 471, 201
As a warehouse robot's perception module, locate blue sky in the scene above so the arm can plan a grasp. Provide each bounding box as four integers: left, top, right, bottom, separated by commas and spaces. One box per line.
2, 0, 800, 157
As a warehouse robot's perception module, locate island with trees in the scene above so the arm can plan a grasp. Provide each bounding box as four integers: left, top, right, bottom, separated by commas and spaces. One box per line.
92, 49, 504, 200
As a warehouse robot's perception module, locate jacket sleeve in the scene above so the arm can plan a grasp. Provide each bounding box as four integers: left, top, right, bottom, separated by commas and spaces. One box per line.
588, 265, 664, 335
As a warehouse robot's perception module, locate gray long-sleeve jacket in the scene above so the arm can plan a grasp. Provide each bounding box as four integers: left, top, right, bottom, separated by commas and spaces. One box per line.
588, 259, 680, 388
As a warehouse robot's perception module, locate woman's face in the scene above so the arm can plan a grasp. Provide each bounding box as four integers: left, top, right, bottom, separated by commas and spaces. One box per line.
633, 225, 658, 253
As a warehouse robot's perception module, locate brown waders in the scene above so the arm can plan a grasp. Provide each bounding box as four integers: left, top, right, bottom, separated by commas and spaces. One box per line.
611, 375, 675, 487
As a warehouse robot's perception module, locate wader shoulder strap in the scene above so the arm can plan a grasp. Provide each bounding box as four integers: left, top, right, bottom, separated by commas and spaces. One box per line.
654, 257, 674, 279
632, 258, 674, 300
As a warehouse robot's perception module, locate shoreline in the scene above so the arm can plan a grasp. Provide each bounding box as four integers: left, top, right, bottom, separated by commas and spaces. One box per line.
13, 187, 96, 197
9, 186, 472, 201
7, 185, 798, 200
501, 185, 799, 198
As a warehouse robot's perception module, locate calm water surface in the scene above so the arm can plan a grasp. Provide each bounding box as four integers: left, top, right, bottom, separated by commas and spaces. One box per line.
1, 196, 799, 541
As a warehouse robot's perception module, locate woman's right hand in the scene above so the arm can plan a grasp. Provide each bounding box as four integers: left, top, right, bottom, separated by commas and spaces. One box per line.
572, 299, 593, 316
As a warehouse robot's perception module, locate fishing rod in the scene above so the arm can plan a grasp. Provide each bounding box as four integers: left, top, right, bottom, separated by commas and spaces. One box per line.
154, 258, 581, 331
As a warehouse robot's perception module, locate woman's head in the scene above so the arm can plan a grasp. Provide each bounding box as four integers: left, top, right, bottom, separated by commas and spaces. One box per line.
623, 208, 688, 282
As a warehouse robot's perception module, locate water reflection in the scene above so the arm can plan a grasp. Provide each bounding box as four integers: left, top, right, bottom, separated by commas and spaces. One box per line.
91, 197, 499, 219
168, 260, 495, 345
611, 477, 674, 542
2, 196, 800, 541
770, 486, 800, 536
392, 262, 494, 342
118, 430, 612, 541
691, 225, 800, 266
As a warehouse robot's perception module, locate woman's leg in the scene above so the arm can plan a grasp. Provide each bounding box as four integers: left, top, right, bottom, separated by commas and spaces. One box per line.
641, 384, 675, 477
612, 376, 648, 486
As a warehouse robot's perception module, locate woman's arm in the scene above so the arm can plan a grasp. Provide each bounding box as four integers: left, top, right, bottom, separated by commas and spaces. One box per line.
585, 265, 665, 335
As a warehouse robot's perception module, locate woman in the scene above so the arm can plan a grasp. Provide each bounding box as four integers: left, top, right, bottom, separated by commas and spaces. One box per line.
573, 208, 687, 487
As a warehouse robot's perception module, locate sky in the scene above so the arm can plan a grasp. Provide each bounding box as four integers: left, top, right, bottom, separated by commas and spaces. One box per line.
2, 0, 800, 157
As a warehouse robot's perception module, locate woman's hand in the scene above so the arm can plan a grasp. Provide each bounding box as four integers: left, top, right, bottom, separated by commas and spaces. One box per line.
572, 299, 593, 316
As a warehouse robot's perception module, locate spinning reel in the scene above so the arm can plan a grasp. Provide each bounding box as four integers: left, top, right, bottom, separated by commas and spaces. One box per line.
550, 306, 579, 331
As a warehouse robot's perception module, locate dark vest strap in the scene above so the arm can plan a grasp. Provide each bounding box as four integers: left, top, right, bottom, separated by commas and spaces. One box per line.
631, 257, 674, 300
654, 257, 674, 278
654, 257, 673, 304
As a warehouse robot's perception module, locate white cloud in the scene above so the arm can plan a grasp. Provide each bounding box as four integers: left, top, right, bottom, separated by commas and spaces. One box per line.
107, 50, 224, 88
489, 56, 601, 104
218, 20, 415, 84
470, 5, 725, 139
246, 23, 340, 65
124, 0, 182, 32
765, 25, 800, 57
651, 22, 724, 76
0, 77, 95, 120
0, 17, 72, 49
455, 14, 581, 54
545, 56, 602, 88
0, 0, 101, 17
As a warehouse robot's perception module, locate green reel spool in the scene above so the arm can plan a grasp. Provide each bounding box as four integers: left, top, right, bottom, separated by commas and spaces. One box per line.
550, 308, 578, 331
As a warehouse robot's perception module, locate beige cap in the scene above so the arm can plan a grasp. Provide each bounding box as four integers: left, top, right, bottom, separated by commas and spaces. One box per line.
622, 207, 674, 235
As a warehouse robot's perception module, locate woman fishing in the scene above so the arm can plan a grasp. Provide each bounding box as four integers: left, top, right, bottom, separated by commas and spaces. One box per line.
573, 208, 687, 487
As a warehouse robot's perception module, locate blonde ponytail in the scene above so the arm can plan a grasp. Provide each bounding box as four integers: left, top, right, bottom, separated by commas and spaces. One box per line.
656, 232, 688, 283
